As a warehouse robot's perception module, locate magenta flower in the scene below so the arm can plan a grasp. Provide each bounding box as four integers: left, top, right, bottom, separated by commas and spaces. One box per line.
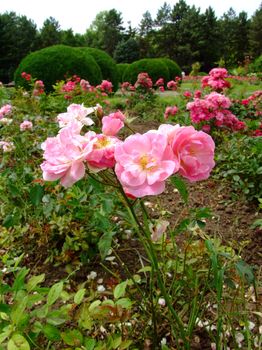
167, 80, 178, 91
114, 132, 179, 197
164, 106, 179, 120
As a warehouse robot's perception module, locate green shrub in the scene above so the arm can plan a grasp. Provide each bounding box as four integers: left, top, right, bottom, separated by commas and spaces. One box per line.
215, 135, 262, 201
116, 63, 129, 84
14, 45, 102, 92
122, 58, 170, 85
160, 58, 182, 80
78, 47, 118, 90
249, 55, 262, 74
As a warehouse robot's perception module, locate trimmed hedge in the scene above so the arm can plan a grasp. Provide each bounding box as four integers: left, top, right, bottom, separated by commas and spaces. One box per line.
14, 45, 102, 92
116, 63, 130, 84
122, 58, 170, 85
160, 58, 182, 80
78, 47, 118, 90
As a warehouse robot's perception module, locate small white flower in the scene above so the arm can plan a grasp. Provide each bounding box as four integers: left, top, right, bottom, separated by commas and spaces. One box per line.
97, 278, 103, 284
97, 285, 106, 292
235, 332, 244, 345
87, 271, 97, 280
160, 337, 167, 346
158, 298, 166, 306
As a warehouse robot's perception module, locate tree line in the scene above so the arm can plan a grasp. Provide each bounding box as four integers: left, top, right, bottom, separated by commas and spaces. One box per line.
0, 0, 261, 82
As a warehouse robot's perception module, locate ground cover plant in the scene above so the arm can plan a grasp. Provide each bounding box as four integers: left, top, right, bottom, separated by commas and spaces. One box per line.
0, 69, 261, 349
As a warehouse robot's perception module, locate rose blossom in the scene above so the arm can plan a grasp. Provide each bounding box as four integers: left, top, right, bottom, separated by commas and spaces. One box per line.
85, 132, 121, 171
40, 122, 92, 187
57, 103, 96, 128
20, 120, 33, 131
114, 132, 179, 197
0, 104, 12, 119
170, 126, 215, 182
0, 141, 15, 152
101, 111, 125, 136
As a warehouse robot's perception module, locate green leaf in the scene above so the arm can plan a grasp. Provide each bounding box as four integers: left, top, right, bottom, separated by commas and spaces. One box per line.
120, 340, 133, 349
0, 303, 11, 314
74, 288, 86, 305
46, 310, 67, 326
47, 281, 63, 306
235, 260, 255, 285
115, 298, 132, 309
98, 231, 114, 260
12, 268, 29, 292
114, 281, 128, 300
7, 334, 30, 350
42, 324, 61, 341
11, 296, 28, 326
26, 274, 45, 292
84, 338, 96, 350
61, 330, 83, 346
170, 175, 188, 204
29, 184, 44, 206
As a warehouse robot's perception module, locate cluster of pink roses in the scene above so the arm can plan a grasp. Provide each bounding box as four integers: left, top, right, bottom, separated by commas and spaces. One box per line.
33, 80, 45, 96
253, 123, 262, 137
241, 90, 262, 117
164, 106, 179, 119
41, 104, 215, 198
96, 80, 113, 94
21, 72, 31, 81
187, 92, 246, 131
135, 73, 153, 91
202, 68, 231, 91
0, 104, 12, 119
167, 80, 178, 91
120, 82, 135, 94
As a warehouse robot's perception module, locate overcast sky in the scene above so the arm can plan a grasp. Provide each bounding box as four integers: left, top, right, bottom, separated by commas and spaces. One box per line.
0, 0, 260, 34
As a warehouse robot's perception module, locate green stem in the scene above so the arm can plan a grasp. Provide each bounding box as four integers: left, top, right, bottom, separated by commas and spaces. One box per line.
113, 175, 188, 348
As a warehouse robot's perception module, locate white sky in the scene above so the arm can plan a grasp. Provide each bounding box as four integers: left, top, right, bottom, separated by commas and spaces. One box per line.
0, 0, 260, 34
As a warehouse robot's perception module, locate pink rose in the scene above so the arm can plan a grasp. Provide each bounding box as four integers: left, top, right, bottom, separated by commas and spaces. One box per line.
102, 116, 124, 136
85, 132, 121, 171
20, 120, 33, 131
40, 122, 92, 187
170, 126, 215, 182
114, 132, 179, 197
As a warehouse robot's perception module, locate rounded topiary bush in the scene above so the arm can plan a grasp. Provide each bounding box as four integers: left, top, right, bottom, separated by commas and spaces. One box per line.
78, 47, 118, 90
160, 58, 182, 81
116, 63, 129, 84
14, 45, 102, 92
122, 58, 170, 85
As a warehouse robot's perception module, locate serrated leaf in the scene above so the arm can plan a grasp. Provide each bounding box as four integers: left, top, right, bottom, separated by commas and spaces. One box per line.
74, 288, 86, 305
84, 338, 96, 349
114, 281, 128, 300
47, 281, 63, 306
170, 175, 188, 204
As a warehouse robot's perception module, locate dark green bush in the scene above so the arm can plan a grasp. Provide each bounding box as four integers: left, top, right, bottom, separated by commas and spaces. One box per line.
14, 45, 102, 92
160, 58, 182, 80
122, 58, 170, 85
249, 55, 262, 74
116, 63, 129, 84
78, 47, 118, 90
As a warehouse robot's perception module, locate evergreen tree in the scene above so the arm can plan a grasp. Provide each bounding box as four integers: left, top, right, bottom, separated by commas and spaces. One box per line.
249, 3, 262, 58
39, 17, 61, 48
0, 12, 37, 82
